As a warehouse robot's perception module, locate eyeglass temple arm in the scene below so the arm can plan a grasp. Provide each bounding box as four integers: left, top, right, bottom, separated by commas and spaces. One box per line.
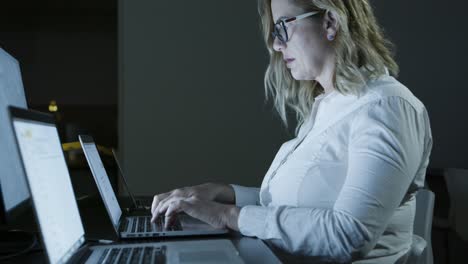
285, 11, 320, 23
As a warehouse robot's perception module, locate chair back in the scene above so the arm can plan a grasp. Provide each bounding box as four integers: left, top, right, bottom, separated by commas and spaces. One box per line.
411, 189, 435, 264
444, 168, 468, 240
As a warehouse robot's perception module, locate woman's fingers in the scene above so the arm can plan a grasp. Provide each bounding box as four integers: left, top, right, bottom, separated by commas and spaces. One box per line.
158, 198, 235, 230
169, 198, 222, 229
151, 193, 178, 222
151, 192, 169, 217
164, 200, 187, 229
152, 194, 189, 222
157, 197, 181, 216
151, 188, 188, 221
153, 196, 170, 219
151, 184, 221, 222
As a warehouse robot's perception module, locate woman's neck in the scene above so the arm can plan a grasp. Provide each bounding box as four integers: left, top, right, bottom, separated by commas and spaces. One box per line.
316, 56, 336, 95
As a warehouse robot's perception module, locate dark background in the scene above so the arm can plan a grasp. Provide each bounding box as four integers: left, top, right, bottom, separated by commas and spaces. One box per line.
372, 0, 468, 170
0, 0, 118, 148
2, 1, 467, 193
118, 0, 468, 195
1, 1, 468, 263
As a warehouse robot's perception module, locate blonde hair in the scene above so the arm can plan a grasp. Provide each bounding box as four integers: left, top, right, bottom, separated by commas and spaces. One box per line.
258, 0, 399, 133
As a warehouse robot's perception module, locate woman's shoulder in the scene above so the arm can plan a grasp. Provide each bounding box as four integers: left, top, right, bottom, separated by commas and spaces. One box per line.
358, 75, 427, 114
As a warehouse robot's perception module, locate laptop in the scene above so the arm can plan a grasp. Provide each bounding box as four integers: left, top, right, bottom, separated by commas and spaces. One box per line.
9, 106, 243, 264
112, 148, 152, 210
78, 134, 229, 238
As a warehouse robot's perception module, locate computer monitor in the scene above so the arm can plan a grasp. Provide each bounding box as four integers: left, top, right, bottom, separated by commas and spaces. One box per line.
9, 106, 85, 264
0, 48, 29, 223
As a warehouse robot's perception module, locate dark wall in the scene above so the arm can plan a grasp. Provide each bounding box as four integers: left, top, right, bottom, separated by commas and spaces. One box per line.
1, 0, 118, 146
119, 0, 468, 195
372, 0, 468, 169
0, 1, 118, 106
119, 0, 289, 195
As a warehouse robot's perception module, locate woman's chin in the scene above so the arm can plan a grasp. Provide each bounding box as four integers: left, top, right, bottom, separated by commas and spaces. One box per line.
290, 69, 300, 80
290, 70, 307, 81
290, 68, 316, 81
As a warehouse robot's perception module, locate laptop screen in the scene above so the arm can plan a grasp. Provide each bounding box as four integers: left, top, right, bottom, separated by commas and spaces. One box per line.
12, 116, 85, 264
0, 48, 29, 216
79, 137, 122, 229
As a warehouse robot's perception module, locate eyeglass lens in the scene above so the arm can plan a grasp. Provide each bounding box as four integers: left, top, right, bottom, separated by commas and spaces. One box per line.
272, 22, 288, 43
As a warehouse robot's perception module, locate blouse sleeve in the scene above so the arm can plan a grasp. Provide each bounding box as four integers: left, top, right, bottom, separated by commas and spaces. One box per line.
237, 97, 430, 263
230, 184, 260, 207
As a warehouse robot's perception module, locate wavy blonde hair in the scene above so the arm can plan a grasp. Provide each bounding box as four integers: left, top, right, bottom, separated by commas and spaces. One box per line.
258, 0, 399, 133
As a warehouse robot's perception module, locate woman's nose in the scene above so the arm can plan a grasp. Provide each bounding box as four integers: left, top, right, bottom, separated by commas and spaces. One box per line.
272, 37, 285, 52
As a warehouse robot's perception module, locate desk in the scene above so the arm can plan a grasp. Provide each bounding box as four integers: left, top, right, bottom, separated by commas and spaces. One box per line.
1, 195, 281, 263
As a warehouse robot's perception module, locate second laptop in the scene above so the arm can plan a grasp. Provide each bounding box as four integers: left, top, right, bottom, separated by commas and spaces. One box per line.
78, 135, 228, 239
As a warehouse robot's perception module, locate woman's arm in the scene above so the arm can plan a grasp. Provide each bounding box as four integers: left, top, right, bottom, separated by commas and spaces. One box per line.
230, 184, 260, 207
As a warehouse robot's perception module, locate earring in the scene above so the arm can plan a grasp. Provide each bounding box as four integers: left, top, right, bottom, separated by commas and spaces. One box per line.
327, 34, 335, 41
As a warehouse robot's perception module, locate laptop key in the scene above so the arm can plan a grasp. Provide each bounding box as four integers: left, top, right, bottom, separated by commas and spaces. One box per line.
117, 248, 132, 264
119, 218, 129, 232
137, 217, 145, 233
97, 248, 110, 263
142, 247, 153, 263
131, 218, 137, 233
104, 248, 120, 264
130, 248, 142, 264
154, 246, 166, 263
149, 216, 162, 232
151, 222, 158, 232
145, 217, 151, 232
170, 219, 183, 231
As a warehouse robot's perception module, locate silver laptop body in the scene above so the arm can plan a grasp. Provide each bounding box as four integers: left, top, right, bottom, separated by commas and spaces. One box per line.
78, 135, 229, 239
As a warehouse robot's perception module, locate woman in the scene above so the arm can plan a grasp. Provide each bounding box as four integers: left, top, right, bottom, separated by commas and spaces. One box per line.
151, 0, 433, 263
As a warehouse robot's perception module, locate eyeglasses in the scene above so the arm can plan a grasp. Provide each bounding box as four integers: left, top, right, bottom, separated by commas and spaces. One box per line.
271, 11, 320, 44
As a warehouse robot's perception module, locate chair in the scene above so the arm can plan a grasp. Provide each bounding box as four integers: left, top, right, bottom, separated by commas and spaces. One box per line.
443, 168, 468, 263
408, 188, 435, 264
443, 168, 468, 241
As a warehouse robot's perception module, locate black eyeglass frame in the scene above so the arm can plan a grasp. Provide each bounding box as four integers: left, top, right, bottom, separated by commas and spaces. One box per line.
271, 11, 321, 44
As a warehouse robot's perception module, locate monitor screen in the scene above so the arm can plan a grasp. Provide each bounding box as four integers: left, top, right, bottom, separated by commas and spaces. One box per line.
0, 48, 29, 216
12, 116, 84, 264
80, 138, 122, 228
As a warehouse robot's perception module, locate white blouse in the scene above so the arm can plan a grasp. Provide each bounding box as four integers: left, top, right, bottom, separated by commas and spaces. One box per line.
232, 72, 433, 263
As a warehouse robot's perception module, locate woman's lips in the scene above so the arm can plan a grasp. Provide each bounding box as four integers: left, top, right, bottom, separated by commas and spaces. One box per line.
285, 58, 295, 67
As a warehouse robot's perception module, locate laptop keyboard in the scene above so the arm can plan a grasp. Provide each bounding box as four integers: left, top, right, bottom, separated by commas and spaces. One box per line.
135, 198, 152, 207
119, 219, 129, 232
97, 245, 166, 264
120, 216, 182, 233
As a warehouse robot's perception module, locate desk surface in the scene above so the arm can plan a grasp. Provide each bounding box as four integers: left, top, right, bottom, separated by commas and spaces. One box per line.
1, 195, 281, 264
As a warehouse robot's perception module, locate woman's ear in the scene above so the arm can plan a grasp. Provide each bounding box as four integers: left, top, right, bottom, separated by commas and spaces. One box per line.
323, 10, 338, 41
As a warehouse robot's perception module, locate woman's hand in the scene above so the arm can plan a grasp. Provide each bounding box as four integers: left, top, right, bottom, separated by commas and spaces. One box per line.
150, 183, 235, 222
163, 197, 240, 231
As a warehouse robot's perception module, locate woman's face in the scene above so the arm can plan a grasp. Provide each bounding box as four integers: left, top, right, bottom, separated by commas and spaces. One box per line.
271, 0, 334, 81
